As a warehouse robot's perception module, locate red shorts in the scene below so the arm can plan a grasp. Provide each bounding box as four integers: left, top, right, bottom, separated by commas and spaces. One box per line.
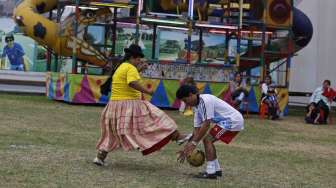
209, 125, 240, 144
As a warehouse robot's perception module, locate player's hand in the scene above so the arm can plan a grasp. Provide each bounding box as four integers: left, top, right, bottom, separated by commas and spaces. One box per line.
177, 142, 196, 163
177, 150, 186, 163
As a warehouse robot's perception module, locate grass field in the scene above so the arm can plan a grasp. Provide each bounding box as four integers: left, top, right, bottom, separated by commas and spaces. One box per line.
0, 93, 335, 188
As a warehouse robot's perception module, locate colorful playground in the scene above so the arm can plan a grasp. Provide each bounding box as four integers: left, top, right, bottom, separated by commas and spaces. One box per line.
0, 0, 335, 187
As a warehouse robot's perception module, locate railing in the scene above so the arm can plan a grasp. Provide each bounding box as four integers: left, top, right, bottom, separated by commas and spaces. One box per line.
0, 70, 46, 94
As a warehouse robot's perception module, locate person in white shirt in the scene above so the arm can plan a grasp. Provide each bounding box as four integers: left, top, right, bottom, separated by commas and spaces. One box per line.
229, 72, 249, 108
309, 80, 331, 124
176, 85, 244, 179
261, 75, 275, 98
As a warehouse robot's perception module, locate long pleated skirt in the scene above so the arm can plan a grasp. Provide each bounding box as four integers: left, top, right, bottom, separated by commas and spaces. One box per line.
96, 100, 178, 155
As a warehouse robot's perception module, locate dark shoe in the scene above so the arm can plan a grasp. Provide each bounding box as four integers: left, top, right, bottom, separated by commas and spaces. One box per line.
93, 157, 105, 166
194, 172, 217, 179
271, 115, 279, 120
198, 170, 222, 177
93, 150, 108, 166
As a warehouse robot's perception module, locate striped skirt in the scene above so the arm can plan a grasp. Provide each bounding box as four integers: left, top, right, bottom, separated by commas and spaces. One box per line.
96, 100, 178, 155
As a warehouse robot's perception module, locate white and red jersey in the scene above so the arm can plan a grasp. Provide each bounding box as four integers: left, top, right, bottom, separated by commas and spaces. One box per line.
194, 94, 244, 131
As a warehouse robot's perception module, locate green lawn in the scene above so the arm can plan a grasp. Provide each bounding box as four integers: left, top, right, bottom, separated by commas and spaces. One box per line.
0, 93, 335, 188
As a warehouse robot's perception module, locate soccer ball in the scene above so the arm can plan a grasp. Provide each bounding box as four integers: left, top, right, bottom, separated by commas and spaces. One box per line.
187, 150, 205, 167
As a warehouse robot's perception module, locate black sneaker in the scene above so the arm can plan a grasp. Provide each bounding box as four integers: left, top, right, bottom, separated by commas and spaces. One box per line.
93, 157, 105, 166
194, 172, 217, 179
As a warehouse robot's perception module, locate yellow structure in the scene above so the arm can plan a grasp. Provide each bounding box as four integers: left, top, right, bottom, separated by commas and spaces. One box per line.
14, 0, 112, 67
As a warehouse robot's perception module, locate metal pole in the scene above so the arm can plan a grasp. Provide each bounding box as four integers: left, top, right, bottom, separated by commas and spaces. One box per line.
239, 0, 243, 28
112, 7, 117, 57
152, 24, 157, 60
46, 10, 53, 72
286, 29, 294, 88
72, 0, 80, 74
286, 0, 295, 88
32, 42, 37, 71
54, 56, 59, 72
261, 24, 266, 79
54, 2, 62, 72
228, 0, 231, 24
187, 22, 192, 64
135, 0, 143, 45
260, 0, 267, 81
198, 29, 203, 63
236, 0, 243, 69
225, 29, 229, 64
187, 0, 194, 64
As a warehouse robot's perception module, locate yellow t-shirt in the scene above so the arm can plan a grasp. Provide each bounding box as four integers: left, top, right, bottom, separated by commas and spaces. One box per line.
110, 62, 142, 100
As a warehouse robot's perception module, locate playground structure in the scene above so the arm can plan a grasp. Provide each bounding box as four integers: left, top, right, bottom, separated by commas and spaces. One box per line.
12, 0, 313, 113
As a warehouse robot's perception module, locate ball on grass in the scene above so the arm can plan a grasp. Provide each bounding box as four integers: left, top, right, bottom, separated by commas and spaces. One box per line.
187, 150, 205, 167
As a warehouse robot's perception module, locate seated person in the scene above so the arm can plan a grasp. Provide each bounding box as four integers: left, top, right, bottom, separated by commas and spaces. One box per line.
261, 87, 280, 120
322, 86, 336, 103
230, 72, 249, 108
261, 75, 275, 99
310, 80, 332, 124
305, 102, 321, 124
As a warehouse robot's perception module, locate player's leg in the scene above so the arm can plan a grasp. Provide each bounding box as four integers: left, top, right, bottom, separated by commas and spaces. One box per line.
194, 135, 218, 179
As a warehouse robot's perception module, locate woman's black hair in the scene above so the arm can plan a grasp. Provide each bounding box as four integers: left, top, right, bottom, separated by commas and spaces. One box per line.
122, 51, 143, 62
100, 57, 122, 96
101, 44, 144, 96
122, 52, 132, 62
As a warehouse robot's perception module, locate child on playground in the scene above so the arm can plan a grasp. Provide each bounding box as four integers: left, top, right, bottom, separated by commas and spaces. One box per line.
305, 102, 321, 124
93, 44, 188, 166
176, 84, 244, 179
261, 86, 280, 120
230, 72, 249, 108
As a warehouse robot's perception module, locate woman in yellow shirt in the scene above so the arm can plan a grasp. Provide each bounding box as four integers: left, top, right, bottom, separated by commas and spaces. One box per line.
94, 44, 188, 166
